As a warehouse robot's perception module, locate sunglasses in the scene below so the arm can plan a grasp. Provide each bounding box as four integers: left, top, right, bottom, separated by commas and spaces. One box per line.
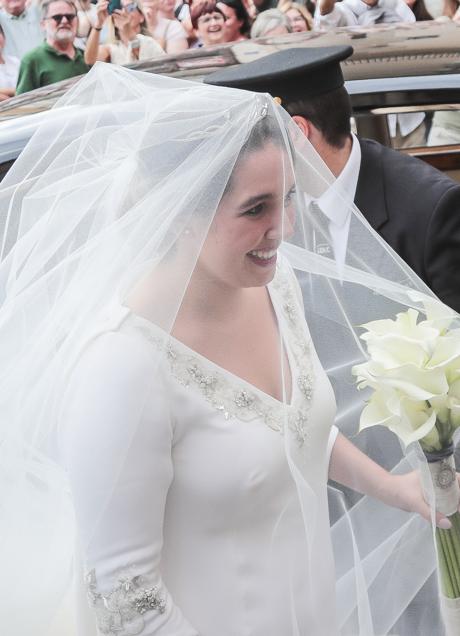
125, 2, 139, 12
47, 13, 77, 23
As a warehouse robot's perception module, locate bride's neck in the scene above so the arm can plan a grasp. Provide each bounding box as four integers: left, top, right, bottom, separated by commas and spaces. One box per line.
178, 275, 252, 324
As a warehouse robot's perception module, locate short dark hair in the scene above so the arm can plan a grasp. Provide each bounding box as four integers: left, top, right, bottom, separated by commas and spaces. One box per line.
41, 0, 77, 19
218, 0, 251, 35
191, 0, 226, 29
285, 86, 352, 149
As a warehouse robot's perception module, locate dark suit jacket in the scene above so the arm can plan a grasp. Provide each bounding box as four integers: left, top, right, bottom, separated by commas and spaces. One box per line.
355, 138, 460, 312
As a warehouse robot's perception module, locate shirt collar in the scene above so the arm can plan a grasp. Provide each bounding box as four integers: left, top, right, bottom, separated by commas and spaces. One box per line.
314, 132, 361, 228
5, 8, 28, 19
43, 40, 79, 58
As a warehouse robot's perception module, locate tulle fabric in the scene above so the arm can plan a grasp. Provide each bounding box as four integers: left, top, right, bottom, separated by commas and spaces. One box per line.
0, 63, 455, 635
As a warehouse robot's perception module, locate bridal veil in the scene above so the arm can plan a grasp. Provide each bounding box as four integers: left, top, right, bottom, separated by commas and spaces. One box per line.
0, 63, 454, 635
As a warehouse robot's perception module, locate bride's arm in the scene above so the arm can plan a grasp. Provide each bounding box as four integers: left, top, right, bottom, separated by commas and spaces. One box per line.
61, 330, 199, 635
328, 432, 454, 530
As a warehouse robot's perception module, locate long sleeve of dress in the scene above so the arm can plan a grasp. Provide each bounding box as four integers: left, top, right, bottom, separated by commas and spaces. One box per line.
61, 329, 199, 636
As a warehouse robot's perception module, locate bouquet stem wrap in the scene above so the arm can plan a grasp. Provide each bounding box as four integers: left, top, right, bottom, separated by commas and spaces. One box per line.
423, 447, 460, 635
423, 449, 460, 518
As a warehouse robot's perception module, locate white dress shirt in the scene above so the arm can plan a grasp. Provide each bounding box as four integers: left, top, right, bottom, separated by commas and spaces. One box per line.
316, 0, 415, 27
0, 6, 43, 60
0, 54, 19, 88
308, 132, 361, 275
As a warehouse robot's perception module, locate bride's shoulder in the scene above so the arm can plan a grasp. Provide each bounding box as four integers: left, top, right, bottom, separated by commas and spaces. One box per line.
66, 308, 164, 397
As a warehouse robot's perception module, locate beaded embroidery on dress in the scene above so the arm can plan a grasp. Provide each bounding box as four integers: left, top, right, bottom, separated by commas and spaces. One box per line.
123, 259, 315, 447
86, 569, 166, 636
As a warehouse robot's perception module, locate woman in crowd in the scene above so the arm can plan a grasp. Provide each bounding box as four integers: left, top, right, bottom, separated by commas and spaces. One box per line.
0, 62, 453, 636
278, 0, 312, 30
250, 7, 291, 37
141, 0, 188, 53
0, 24, 18, 100
217, 0, 251, 41
85, 0, 164, 65
190, 0, 227, 47
442, 0, 460, 19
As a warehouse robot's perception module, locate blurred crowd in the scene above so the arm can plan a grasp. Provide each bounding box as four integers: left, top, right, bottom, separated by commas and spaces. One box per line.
0, 0, 458, 97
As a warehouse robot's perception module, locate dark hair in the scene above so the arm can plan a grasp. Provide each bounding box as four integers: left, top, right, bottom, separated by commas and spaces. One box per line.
191, 0, 226, 29
41, 0, 77, 19
285, 86, 352, 149
217, 0, 251, 35
411, 0, 433, 20
222, 106, 288, 196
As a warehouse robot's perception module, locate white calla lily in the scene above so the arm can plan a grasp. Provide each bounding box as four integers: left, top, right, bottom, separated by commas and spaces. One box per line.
355, 307, 460, 452
427, 336, 460, 370
353, 361, 448, 400
364, 333, 429, 369
408, 291, 457, 331
359, 390, 438, 448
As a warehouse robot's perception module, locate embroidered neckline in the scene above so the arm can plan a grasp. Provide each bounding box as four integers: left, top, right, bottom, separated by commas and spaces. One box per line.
124, 262, 315, 446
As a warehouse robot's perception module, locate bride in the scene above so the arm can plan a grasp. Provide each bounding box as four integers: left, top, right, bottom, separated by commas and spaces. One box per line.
0, 63, 453, 635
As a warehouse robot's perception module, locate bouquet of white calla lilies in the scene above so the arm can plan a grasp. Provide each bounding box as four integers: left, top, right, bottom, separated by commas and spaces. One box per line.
353, 308, 460, 451
353, 303, 460, 633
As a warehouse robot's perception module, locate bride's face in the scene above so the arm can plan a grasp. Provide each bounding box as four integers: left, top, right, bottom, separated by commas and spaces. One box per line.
197, 142, 295, 289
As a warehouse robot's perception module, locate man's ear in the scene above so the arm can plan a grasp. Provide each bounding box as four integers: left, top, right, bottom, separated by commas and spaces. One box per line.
292, 115, 312, 139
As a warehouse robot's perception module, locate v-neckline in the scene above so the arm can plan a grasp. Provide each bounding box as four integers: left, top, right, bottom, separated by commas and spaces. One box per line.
125, 280, 297, 409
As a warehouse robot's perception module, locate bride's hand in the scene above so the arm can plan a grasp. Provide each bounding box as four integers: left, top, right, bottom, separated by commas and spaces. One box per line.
388, 470, 460, 530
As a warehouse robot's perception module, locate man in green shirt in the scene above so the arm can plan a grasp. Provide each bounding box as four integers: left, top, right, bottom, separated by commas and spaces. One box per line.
16, 0, 89, 95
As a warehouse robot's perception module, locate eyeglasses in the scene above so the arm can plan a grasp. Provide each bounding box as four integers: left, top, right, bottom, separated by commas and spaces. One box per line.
47, 13, 77, 23
198, 13, 225, 24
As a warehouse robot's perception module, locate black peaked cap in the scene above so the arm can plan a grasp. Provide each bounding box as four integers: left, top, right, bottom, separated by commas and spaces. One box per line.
204, 46, 353, 104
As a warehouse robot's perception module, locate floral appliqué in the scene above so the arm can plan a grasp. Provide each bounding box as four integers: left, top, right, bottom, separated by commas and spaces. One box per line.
86, 569, 166, 635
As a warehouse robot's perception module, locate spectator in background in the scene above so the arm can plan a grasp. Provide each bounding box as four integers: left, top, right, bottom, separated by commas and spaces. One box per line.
252, 0, 278, 12
190, 1, 227, 47
141, 0, 188, 53
278, 1, 313, 30
317, 0, 415, 25
0, 0, 43, 60
74, 0, 109, 47
217, 0, 251, 41
173, 0, 194, 41
403, 0, 433, 18
16, 0, 88, 94
442, 0, 460, 19
157, 0, 177, 19
0, 23, 19, 100
85, 0, 164, 65
250, 7, 291, 37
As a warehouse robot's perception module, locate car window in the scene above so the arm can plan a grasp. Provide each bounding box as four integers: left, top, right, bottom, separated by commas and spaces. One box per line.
382, 106, 460, 151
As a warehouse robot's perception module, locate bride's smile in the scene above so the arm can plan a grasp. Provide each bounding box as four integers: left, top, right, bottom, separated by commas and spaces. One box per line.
196, 141, 295, 290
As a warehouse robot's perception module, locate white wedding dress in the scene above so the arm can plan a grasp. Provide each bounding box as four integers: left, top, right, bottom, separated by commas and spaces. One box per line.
61, 257, 339, 636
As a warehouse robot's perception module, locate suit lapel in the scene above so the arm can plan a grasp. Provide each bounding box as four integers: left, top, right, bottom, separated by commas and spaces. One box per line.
354, 138, 389, 231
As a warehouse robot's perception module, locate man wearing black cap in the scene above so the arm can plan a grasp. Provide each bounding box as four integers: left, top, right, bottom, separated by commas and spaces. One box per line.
205, 46, 460, 313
